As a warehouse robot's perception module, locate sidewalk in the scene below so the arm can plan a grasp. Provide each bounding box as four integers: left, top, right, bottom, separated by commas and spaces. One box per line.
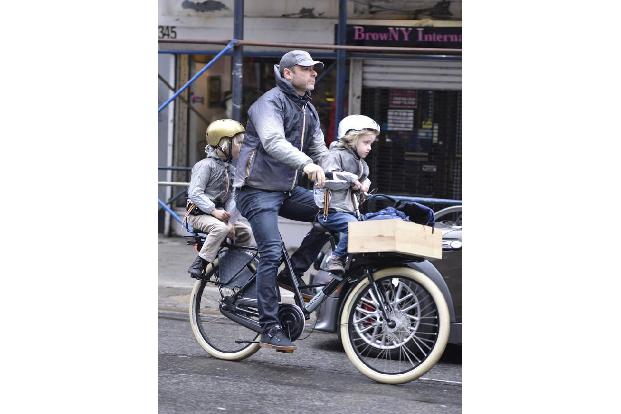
158, 235, 197, 314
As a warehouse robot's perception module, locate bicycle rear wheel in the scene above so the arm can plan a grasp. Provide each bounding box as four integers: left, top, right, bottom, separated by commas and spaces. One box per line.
189, 262, 260, 361
340, 267, 450, 384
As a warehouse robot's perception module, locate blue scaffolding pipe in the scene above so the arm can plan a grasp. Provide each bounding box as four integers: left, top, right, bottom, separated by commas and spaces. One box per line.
158, 40, 236, 113
158, 198, 184, 225
157, 189, 188, 208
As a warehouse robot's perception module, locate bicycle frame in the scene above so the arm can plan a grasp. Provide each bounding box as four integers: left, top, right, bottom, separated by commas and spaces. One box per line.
216, 240, 349, 326
211, 238, 414, 337
190, 190, 431, 337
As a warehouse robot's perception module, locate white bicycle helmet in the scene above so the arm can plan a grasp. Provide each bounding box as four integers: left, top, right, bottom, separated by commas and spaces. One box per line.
337, 115, 380, 140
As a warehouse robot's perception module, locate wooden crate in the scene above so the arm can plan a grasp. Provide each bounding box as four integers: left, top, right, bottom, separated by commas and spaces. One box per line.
347, 219, 442, 259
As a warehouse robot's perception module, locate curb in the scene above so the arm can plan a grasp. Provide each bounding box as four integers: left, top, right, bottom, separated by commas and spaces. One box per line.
158, 309, 189, 321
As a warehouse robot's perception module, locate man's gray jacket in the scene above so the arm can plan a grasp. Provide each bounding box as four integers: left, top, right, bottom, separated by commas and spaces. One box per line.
187, 146, 235, 214
234, 65, 328, 191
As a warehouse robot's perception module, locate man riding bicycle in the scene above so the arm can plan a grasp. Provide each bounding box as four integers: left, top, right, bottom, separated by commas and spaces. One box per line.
234, 50, 329, 352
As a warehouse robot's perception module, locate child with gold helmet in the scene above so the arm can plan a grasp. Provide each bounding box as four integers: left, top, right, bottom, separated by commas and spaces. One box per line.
186, 119, 254, 279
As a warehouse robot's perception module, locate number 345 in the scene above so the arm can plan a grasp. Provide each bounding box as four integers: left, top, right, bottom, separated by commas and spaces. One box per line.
159, 26, 177, 39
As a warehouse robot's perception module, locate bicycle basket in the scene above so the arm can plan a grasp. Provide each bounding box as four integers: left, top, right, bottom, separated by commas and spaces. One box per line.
362, 194, 435, 227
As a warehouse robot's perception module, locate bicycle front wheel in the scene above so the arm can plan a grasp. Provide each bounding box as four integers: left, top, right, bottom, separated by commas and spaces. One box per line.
189, 263, 260, 361
340, 267, 450, 384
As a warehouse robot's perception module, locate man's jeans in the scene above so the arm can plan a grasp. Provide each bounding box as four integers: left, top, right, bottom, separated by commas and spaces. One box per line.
236, 186, 330, 331
318, 211, 359, 258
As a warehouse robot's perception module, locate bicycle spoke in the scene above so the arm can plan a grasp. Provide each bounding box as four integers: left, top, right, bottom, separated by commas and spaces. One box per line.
411, 334, 433, 354
395, 292, 414, 306
353, 313, 376, 324
401, 342, 423, 364
358, 323, 377, 334
360, 296, 377, 307
355, 306, 376, 315
401, 301, 422, 313
405, 313, 420, 321
367, 290, 380, 307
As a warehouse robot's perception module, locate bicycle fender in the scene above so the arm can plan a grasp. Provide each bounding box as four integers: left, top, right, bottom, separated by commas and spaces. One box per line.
407, 260, 457, 323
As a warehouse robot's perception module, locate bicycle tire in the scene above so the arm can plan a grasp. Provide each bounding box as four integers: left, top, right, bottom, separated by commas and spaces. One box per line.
339, 267, 450, 384
189, 262, 260, 361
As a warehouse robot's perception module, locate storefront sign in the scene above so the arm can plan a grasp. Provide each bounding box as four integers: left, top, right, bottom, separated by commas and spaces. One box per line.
343, 25, 461, 49
389, 90, 417, 109
418, 128, 433, 140
387, 109, 414, 131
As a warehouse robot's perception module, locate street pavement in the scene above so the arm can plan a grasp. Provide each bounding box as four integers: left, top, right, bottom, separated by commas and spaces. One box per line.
158, 235, 462, 413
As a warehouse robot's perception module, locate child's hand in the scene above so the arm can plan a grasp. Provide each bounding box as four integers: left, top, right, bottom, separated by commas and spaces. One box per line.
361, 181, 370, 193
351, 180, 362, 191
227, 223, 236, 241
211, 209, 231, 222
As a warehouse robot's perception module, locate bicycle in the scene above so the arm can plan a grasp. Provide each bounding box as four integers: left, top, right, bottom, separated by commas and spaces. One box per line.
187, 196, 451, 385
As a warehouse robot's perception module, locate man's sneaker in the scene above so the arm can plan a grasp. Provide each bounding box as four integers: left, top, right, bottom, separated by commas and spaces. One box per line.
188, 255, 209, 279
324, 254, 346, 274
259, 325, 296, 352
277, 270, 314, 302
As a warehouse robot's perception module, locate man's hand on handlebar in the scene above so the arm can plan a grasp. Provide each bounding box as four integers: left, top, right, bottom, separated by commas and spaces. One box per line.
303, 163, 326, 186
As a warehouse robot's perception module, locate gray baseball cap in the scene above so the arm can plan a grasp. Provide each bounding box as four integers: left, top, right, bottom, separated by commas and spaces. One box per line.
279, 50, 324, 70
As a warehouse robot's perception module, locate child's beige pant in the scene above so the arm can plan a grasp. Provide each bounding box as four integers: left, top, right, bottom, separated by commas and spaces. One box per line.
187, 214, 253, 262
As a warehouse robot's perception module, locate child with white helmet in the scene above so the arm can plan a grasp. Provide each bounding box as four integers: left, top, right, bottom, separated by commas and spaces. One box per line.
317, 114, 380, 273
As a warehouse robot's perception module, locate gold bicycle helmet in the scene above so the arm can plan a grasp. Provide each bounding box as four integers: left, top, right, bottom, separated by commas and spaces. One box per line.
206, 119, 245, 147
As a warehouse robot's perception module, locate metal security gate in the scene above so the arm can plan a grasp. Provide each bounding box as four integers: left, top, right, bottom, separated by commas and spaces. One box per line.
362, 59, 461, 90
359, 58, 462, 200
